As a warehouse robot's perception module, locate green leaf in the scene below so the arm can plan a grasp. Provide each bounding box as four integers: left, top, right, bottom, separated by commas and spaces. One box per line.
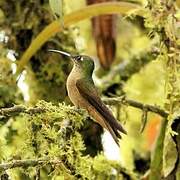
163, 132, 178, 177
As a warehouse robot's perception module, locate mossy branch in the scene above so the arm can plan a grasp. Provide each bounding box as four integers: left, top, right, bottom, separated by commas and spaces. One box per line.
101, 48, 159, 84
0, 97, 168, 120
15, 2, 140, 76
0, 158, 70, 173
0, 105, 45, 119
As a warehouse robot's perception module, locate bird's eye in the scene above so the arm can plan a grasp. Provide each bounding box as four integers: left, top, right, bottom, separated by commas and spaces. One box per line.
76, 56, 83, 61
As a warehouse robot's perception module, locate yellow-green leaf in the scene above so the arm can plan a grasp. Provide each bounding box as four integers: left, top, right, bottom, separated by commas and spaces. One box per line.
163, 132, 178, 177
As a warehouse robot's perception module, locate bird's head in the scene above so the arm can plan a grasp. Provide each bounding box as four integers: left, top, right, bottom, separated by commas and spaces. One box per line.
48, 49, 95, 76
72, 55, 94, 73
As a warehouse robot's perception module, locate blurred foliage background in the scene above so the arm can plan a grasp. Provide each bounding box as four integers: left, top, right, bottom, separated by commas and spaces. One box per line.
0, 0, 179, 179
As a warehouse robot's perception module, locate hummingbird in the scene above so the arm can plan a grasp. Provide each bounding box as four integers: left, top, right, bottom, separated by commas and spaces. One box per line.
49, 49, 127, 145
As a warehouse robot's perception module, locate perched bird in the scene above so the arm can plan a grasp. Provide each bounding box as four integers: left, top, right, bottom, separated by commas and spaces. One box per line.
49, 49, 127, 145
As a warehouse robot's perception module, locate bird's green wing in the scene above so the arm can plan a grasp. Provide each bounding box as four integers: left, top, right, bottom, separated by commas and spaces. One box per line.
76, 79, 127, 139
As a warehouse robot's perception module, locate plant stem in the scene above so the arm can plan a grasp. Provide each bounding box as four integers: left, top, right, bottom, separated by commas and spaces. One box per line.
149, 119, 167, 180
16, 2, 140, 76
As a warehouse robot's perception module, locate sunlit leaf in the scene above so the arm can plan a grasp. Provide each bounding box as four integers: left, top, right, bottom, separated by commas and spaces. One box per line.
163, 131, 178, 177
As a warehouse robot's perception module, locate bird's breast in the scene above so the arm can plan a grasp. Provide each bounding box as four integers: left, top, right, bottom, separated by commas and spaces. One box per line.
66, 70, 86, 108
67, 74, 106, 128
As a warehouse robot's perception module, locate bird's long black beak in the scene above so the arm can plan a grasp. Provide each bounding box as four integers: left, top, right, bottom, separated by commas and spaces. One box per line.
48, 49, 72, 58
48, 49, 81, 63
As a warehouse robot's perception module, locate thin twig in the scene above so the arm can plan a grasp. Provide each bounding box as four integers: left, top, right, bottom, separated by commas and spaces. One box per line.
140, 108, 148, 133
35, 167, 40, 180
103, 96, 168, 118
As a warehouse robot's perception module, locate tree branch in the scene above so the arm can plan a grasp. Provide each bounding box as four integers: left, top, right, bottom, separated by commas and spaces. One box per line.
0, 105, 45, 119
100, 48, 159, 85
103, 96, 168, 118
0, 158, 68, 171
0, 97, 168, 120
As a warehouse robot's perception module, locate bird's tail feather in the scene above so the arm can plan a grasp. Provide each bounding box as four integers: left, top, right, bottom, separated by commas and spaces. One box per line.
103, 119, 121, 146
